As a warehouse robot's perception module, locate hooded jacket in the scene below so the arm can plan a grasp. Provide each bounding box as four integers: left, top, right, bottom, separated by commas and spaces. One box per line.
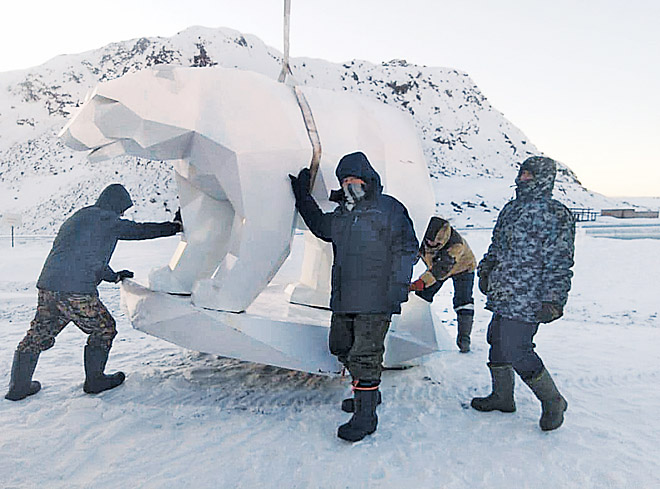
417, 217, 476, 286
37, 184, 180, 294
477, 156, 575, 322
294, 152, 418, 314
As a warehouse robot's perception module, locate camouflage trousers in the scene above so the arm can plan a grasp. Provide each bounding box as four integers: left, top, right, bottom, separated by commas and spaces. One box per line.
329, 313, 391, 383
17, 289, 117, 354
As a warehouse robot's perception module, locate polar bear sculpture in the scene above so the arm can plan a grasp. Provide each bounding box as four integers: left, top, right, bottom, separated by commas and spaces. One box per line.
61, 65, 436, 311
60, 66, 446, 373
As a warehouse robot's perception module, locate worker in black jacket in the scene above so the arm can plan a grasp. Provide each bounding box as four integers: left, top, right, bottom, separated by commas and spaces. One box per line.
290, 152, 418, 442
5, 184, 182, 401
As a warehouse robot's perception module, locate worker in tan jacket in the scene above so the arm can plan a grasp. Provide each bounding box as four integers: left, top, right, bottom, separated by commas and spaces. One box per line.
410, 217, 476, 352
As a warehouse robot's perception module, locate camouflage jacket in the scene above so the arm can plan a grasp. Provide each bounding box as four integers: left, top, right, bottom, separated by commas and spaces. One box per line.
478, 157, 576, 322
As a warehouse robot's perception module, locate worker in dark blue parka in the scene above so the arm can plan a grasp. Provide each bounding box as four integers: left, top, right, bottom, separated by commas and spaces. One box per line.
290, 152, 418, 442
5, 184, 182, 401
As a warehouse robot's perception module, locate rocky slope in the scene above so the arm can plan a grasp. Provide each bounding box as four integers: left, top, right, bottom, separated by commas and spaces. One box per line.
0, 26, 629, 233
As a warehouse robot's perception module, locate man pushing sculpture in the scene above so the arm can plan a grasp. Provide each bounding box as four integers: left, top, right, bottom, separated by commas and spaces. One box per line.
290, 151, 418, 442
5, 184, 182, 401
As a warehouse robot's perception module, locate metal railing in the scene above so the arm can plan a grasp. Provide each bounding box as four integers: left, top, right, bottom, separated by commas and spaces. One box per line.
569, 208, 598, 222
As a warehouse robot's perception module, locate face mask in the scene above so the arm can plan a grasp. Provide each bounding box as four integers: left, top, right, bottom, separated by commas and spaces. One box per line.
342, 182, 366, 210
515, 167, 534, 185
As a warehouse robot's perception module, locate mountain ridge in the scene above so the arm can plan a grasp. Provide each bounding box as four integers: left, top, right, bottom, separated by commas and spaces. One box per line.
0, 25, 632, 233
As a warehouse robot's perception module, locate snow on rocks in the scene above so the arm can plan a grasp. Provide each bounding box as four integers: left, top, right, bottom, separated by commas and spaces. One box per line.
0, 26, 641, 235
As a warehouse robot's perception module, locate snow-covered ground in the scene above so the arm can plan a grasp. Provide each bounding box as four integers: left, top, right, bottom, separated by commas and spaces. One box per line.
1, 229, 659, 489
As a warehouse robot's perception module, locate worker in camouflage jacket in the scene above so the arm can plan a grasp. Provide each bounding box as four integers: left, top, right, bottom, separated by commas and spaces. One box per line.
410, 217, 476, 352
5, 184, 183, 402
290, 152, 418, 443
471, 156, 575, 431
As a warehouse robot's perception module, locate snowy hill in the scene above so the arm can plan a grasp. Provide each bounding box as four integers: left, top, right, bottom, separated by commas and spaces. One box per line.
0, 26, 641, 233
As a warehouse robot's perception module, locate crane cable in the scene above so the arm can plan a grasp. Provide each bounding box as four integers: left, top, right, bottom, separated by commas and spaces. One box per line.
278, 0, 322, 191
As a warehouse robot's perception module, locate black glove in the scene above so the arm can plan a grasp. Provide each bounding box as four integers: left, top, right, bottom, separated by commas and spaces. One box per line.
478, 274, 489, 295
116, 270, 134, 283
289, 168, 311, 201
329, 188, 344, 203
172, 208, 183, 233
415, 280, 442, 303
537, 302, 563, 323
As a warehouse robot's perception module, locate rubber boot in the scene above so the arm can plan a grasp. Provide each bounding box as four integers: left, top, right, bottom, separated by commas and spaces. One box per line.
456, 310, 473, 353
83, 345, 125, 394
5, 350, 41, 401
341, 379, 382, 412
338, 383, 379, 442
471, 363, 516, 413
341, 390, 382, 413
522, 368, 568, 431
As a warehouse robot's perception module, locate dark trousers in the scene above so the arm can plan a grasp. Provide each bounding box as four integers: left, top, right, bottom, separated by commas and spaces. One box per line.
487, 314, 544, 380
329, 313, 391, 382
416, 270, 475, 313
18, 289, 117, 354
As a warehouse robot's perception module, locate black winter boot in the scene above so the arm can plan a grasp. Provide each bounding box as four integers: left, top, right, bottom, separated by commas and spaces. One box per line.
522, 368, 568, 431
471, 363, 516, 413
83, 345, 125, 394
5, 350, 41, 401
341, 390, 382, 413
338, 383, 379, 442
456, 311, 473, 353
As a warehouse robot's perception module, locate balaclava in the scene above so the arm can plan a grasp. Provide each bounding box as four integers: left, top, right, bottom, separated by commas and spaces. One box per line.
515, 156, 557, 200
334, 152, 382, 211
342, 181, 366, 211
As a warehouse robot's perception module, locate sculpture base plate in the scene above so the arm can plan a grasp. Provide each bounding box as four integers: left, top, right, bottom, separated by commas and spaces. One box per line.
121, 233, 453, 375
122, 278, 453, 375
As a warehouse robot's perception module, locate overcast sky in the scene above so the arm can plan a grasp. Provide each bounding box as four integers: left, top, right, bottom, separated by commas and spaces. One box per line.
1, 0, 659, 197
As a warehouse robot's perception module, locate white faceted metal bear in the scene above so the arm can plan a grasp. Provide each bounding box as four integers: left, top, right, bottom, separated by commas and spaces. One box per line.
60, 65, 445, 373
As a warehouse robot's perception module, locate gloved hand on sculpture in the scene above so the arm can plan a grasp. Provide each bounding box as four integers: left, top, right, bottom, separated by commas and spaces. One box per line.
116, 270, 135, 282
289, 168, 311, 201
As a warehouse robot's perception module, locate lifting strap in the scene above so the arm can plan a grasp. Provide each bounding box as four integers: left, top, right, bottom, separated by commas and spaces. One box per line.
277, 0, 322, 190
277, 0, 292, 84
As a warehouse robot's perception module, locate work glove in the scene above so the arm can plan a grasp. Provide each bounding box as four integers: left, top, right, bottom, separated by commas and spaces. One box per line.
115, 270, 134, 283
409, 279, 425, 292
172, 208, 183, 233
289, 168, 311, 201
329, 188, 344, 203
414, 280, 442, 303
478, 274, 489, 295
537, 302, 563, 323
